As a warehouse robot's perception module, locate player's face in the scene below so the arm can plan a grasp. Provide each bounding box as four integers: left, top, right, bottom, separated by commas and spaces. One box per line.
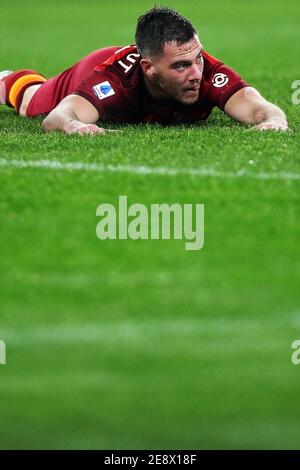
152, 35, 204, 105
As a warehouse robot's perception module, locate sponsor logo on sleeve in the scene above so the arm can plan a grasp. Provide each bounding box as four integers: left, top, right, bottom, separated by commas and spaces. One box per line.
93, 81, 115, 100
212, 73, 229, 88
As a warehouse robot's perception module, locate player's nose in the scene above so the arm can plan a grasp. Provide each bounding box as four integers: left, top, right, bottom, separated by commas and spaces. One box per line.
189, 63, 203, 81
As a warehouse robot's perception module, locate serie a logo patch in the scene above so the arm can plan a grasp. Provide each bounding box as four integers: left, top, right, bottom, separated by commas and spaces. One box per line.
93, 81, 115, 100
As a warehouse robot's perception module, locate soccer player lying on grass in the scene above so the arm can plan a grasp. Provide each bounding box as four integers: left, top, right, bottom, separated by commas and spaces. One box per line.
0, 7, 288, 135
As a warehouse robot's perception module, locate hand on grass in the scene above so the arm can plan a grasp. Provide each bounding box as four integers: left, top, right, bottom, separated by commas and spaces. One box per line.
63, 120, 117, 135
250, 119, 289, 132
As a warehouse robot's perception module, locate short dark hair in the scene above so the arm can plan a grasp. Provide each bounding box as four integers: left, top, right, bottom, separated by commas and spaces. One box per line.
135, 6, 197, 58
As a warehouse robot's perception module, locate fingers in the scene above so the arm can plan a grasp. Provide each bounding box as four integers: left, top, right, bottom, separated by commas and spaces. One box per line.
64, 122, 119, 135
77, 125, 105, 135
257, 124, 288, 131
78, 127, 120, 135
248, 121, 290, 132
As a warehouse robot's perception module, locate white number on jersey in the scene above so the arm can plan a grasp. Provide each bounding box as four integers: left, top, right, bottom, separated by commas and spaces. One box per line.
118, 53, 140, 74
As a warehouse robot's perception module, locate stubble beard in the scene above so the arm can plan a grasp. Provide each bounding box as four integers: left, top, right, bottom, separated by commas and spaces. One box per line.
153, 73, 200, 106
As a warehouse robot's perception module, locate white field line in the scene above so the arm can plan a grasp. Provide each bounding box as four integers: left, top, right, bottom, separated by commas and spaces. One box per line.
0, 157, 300, 181
0, 318, 275, 346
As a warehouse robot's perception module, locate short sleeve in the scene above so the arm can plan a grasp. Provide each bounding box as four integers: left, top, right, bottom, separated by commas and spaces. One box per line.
207, 63, 250, 110
73, 69, 131, 122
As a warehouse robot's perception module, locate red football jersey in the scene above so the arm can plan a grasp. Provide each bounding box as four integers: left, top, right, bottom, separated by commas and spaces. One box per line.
27, 45, 249, 124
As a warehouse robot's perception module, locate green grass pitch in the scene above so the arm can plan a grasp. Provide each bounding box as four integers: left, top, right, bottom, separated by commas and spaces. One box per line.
0, 0, 300, 449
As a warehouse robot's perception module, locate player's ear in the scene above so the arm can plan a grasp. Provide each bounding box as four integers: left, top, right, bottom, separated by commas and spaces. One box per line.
140, 58, 155, 78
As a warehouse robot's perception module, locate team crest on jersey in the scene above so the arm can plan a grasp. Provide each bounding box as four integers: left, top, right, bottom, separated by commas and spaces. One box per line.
212, 73, 229, 88
93, 81, 115, 100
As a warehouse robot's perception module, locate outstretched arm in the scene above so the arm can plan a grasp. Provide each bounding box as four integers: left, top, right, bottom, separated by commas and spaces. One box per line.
42, 94, 114, 135
224, 86, 288, 131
